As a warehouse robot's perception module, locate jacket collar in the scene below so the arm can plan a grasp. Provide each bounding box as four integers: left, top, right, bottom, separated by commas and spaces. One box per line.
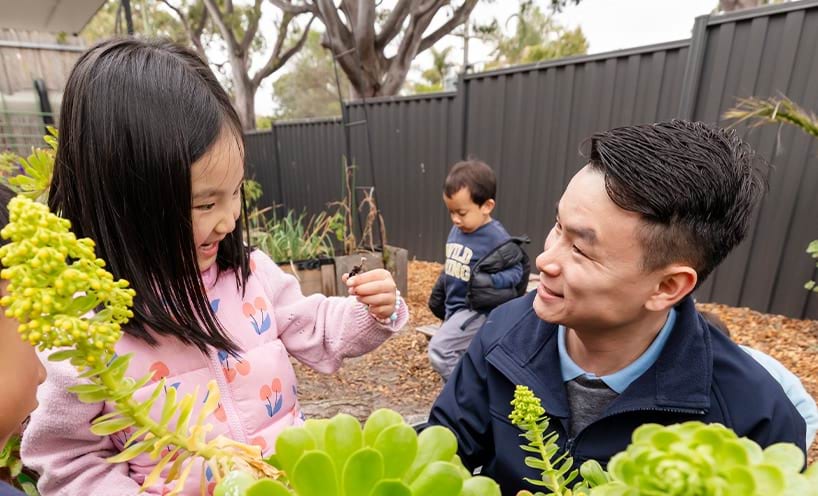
486, 295, 712, 419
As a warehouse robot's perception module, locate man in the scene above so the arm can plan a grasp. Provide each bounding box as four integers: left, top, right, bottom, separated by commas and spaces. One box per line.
428, 120, 806, 495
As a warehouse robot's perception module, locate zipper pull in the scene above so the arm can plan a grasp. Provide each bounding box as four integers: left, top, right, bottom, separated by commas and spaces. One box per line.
565, 437, 575, 454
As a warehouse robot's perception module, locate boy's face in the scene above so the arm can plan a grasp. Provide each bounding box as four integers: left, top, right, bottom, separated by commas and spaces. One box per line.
533, 165, 668, 331
0, 280, 47, 447
443, 187, 495, 234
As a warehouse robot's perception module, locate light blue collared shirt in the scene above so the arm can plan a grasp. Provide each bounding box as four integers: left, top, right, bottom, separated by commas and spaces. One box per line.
558, 309, 677, 394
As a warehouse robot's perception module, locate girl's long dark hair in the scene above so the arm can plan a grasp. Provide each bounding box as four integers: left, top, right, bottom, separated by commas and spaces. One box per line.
49, 38, 250, 353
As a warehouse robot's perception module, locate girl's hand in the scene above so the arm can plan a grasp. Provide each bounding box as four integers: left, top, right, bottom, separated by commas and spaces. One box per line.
343, 268, 398, 321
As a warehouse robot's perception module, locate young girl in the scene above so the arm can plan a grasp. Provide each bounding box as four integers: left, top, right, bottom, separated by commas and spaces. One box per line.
0, 184, 48, 496
21, 39, 408, 495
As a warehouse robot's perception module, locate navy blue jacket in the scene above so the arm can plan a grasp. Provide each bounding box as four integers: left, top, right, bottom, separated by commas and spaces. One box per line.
0, 482, 24, 496
428, 292, 806, 496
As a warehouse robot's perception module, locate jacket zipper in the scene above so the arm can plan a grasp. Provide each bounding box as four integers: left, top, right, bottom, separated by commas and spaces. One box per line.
564, 406, 706, 457
208, 350, 248, 444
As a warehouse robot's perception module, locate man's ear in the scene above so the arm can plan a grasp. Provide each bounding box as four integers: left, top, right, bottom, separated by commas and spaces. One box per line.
481, 198, 496, 214
645, 265, 698, 312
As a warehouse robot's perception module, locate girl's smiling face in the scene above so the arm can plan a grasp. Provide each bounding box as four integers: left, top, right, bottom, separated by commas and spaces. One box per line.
0, 280, 47, 446
190, 128, 245, 272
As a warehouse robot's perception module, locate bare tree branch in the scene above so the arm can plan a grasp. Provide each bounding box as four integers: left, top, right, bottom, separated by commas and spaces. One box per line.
252, 15, 315, 88
161, 0, 209, 59
240, 0, 264, 52
268, 0, 316, 15
202, 0, 239, 54
375, 0, 412, 50
315, 0, 353, 46
418, 0, 478, 53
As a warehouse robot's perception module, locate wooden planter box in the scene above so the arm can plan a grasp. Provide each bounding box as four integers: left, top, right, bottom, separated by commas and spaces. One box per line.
277, 258, 337, 296
333, 245, 408, 297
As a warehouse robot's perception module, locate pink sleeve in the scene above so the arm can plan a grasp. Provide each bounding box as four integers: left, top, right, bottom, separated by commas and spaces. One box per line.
21, 358, 142, 496
255, 252, 409, 374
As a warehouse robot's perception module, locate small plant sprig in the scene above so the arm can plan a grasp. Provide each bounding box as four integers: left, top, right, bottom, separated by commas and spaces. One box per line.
0, 126, 57, 203
0, 434, 38, 496
509, 385, 589, 496
0, 196, 278, 494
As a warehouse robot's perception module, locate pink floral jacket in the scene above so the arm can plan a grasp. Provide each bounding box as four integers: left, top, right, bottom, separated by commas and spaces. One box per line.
22, 250, 408, 495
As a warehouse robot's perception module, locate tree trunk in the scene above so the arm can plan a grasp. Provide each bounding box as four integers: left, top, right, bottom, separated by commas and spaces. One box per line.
719, 0, 763, 11
230, 56, 257, 130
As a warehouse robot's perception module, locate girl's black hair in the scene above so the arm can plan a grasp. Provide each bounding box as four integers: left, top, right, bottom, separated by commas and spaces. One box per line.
49, 38, 250, 354
0, 183, 14, 249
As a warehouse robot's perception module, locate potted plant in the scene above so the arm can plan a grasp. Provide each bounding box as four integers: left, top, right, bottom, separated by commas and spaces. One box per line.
330, 162, 408, 297
249, 206, 344, 296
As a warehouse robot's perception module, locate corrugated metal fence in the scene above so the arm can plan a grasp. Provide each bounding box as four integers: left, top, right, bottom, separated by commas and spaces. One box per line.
245, 0, 818, 319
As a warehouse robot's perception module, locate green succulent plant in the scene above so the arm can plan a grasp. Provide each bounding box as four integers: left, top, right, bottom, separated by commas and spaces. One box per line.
589, 421, 818, 496
215, 409, 501, 496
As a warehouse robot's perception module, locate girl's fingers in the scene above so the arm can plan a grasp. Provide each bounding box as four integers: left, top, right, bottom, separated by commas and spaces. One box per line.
356, 292, 395, 308
346, 270, 395, 296
367, 304, 395, 319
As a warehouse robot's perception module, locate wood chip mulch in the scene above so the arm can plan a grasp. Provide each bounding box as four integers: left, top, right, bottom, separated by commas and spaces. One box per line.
293, 261, 818, 463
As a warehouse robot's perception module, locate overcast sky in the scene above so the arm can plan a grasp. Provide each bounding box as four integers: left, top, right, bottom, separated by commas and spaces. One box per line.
255, 0, 719, 116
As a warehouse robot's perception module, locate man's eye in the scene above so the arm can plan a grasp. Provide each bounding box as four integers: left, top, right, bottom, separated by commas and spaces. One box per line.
572, 245, 586, 257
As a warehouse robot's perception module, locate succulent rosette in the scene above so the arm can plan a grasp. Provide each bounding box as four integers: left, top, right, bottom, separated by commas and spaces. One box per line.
215, 409, 501, 496
589, 422, 818, 496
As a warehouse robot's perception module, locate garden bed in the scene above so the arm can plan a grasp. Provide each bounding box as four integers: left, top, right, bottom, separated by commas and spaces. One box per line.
293, 260, 818, 463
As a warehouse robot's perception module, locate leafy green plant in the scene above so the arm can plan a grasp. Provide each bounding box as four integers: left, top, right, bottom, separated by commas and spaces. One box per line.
243, 179, 264, 209
249, 207, 344, 263
589, 421, 818, 495
510, 385, 817, 496
724, 96, 818, 293
0, 126, 57, 203
0, 196, 278, 494
0, 435, 38, 496
214, 409, 502, 496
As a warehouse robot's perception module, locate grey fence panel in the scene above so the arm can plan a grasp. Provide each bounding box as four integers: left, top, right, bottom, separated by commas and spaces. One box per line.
462, 41, 691, 265
244, 130, 281, 210
684, 1, 818, 318
272, 119, 345, 217
345, 93, 462, 262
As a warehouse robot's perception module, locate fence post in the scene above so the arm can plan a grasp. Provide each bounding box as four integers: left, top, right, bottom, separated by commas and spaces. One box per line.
458, 72, 471, 160
271, 124, 285, 217
678, 14, 710, 119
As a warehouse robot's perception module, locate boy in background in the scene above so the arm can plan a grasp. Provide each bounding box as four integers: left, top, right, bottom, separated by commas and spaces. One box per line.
428, 160, 529, 381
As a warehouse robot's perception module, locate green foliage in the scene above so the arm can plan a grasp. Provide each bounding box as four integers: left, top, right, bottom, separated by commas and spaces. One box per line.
589, 422, 818, 496
511, 386, 816, 496
249, 208, 345, 263
486, 1, 588, 69
807, 240, 818, 292
214, 409, 502, 496
0, 126, 57, 203
0, 196, 279, 494
82, 0, 190, 42
256, 116, 274, 130
509, 386, 585, 496
0, 435, 39, 495
272, 31, 346, 120
724, 96, 818, 293
243, 179, 263, 209
411, 47, 455, 94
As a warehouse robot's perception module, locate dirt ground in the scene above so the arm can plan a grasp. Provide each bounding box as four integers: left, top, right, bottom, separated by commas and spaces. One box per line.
292, 260, 818, 462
